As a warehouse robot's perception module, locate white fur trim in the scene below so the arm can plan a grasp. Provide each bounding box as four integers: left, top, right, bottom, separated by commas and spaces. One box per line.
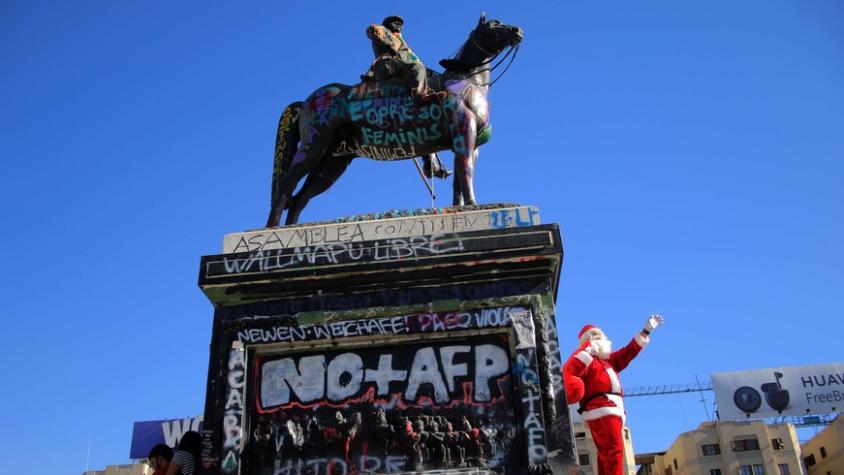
635, 332, 650, 347
607, 393, 625, 411
581, 405, 625, 422
579, 328, 603, 345
575, 351, 593, 365
606, 367, 621, 394
581, 393, 627, 423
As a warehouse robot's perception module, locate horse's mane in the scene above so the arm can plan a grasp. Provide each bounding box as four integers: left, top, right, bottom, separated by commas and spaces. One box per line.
438, 30, 477, 76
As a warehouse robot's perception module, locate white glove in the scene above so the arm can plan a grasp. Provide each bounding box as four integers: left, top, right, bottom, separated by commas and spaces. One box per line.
645, 314, 664, 332
584, 340, 600, 356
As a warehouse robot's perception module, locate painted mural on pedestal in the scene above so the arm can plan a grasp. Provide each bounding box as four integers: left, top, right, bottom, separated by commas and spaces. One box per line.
247, 336, 520, 474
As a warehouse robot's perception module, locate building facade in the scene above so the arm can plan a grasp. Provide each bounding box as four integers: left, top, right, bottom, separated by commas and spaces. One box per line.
573, 421, 638, 474
801, 415, 843, 474
82, 462, 150, 475
641, 421, 802, 475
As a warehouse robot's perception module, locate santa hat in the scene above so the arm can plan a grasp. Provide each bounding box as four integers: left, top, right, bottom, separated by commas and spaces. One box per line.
578, 324, 599, 344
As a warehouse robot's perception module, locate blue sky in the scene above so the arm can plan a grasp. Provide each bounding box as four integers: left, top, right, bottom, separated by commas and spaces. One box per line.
1, 1, 842, 473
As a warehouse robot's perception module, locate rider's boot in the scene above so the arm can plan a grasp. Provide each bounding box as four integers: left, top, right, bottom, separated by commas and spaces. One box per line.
412, 87, 447, 106
422, 154, 452, 179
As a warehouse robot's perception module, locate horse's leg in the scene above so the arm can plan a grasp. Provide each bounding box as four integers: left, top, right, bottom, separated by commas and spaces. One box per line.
452, 153, 464, 206
285, 156, 353, 225
266, 103, 302, 228
451, 114, 478, 206
270, 136, 334, 226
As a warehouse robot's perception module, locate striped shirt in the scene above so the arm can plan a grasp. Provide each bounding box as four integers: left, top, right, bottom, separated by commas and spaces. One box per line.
171, 450, 195, 475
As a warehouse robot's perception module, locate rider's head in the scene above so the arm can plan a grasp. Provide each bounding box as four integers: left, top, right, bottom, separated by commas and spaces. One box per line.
382, 15, 404, 34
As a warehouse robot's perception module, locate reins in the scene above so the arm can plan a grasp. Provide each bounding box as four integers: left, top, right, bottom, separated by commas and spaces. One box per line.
450, 30, 520, 87
484, 44, 519, 87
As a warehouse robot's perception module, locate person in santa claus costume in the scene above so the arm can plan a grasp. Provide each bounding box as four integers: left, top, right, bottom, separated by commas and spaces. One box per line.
563, 314, 664, 475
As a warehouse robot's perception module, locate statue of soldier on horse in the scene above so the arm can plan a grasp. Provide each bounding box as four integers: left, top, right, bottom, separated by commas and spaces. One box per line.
266, 13, 523, 227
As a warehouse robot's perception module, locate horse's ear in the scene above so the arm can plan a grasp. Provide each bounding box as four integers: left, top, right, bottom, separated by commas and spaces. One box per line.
478, 12, 486, 25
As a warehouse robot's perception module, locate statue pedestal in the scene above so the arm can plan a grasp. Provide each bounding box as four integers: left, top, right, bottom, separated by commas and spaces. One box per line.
197, 205, 580, 475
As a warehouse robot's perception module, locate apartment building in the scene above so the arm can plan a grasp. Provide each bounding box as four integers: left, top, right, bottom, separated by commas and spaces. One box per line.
639, 420, 802, 475
82, 462, 150, 475
801, 414, 843, 474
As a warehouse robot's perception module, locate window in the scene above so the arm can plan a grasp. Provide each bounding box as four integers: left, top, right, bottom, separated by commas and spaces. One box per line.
624, 428, 630, 440
702, 443, 721, 456
674, 459, 678, 470
578, 453, 590, 465
733, 438, 760, 451
710, 469, 722, 475
753, 464, 765, 475
820, 446, 827, 458
741, 466, 753, 475
803, 454, 816, 467
771, 438, 785, 450
574, 431, 586, 439
777, 463, 790, 475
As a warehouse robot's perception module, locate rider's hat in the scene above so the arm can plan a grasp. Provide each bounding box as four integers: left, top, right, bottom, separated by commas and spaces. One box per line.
382, 15, 404, 30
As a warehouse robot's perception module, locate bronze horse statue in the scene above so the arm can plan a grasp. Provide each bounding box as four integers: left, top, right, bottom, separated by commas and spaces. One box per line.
266, 14, 523, 227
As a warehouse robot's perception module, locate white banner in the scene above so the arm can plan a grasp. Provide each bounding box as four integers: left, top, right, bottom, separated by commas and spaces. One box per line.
711, 363, 844, 421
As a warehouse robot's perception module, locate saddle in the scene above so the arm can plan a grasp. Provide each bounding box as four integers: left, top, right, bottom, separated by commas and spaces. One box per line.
350, 69, 447, 103
349, 79, 410, 102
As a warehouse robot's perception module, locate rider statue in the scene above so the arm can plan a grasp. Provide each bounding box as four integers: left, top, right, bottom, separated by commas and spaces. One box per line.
362, 15, 450, 178
362, 15, 448, 106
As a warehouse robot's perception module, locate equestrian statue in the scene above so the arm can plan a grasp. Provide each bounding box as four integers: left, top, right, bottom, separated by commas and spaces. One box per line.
266, 13, 523, 227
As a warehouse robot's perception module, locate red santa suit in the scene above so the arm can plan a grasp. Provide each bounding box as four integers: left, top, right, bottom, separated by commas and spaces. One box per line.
563, 326, 650, 475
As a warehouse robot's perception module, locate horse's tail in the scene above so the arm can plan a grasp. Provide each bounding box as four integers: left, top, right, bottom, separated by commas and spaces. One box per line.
270, 102, 302, 210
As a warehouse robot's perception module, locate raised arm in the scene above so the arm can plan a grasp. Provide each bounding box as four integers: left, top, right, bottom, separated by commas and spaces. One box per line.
366, 24, 401, 55
609, 314, 664, 372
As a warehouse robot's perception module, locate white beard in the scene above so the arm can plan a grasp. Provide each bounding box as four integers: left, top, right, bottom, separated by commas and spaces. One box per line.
595, 339, 613, 359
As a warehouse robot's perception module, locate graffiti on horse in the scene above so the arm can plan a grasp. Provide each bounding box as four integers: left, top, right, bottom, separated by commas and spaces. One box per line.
266, 14, 523, 226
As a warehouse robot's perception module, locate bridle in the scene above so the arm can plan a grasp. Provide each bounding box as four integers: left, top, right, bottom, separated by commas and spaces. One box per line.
471, 30, 497, 57
457, 28, 521, 87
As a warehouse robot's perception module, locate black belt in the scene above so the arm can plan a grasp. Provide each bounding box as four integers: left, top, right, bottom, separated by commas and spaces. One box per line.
577, 392, 621, 415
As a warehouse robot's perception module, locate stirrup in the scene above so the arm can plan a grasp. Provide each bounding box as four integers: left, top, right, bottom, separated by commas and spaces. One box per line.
413, 90, 447, 106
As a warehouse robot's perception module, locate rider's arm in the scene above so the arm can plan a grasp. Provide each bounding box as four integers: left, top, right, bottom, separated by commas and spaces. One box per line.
366, 24, 401, 55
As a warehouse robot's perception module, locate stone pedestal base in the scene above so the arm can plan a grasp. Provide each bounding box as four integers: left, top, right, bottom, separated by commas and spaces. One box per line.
197, 205, 579, 475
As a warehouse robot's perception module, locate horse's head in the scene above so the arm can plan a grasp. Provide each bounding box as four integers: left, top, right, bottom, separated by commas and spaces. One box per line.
441, 13, 523, 77
472, 13, 523, 56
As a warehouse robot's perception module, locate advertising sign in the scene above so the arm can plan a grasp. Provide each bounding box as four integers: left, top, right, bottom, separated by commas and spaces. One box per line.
712, 363, 844, 420
129, 416, 202, 459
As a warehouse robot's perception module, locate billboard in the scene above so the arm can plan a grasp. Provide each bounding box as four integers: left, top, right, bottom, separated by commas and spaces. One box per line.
712, 363, 844, 421
129, 416, 202, 459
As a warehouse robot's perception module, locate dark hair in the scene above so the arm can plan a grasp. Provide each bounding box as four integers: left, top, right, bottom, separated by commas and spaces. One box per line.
148, 443, 173, 461
177, 430, 202, 459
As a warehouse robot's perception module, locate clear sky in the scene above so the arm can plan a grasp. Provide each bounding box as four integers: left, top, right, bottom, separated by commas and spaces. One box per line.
2, 1, 843, 474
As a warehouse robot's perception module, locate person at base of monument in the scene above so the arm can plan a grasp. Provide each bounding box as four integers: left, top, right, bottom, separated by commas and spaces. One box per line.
147, 443, 173, 475
362, 15, 448, 106
165, 430, 201, 475
563, 314, 665, 475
